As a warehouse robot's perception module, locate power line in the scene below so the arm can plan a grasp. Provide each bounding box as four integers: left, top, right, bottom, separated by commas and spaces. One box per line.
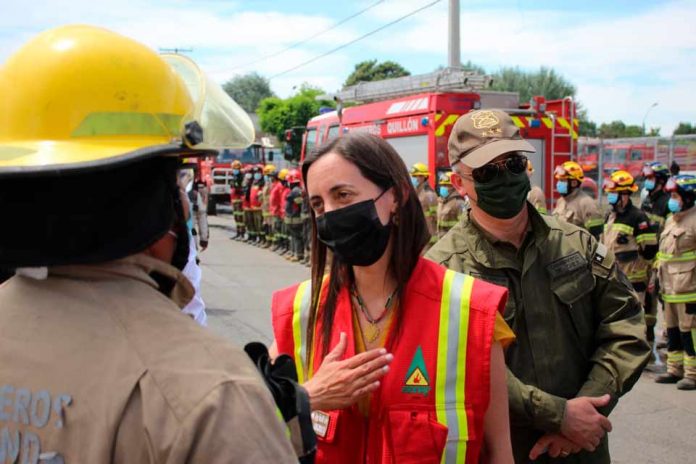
269, 0, 442, 80
229, 0, 385, 72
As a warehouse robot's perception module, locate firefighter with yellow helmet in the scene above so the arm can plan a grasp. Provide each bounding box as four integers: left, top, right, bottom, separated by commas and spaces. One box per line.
410, 162, 438, 248
654, 174, 696, 390
526, 159, 547, 214
602, 171, 658, 332
436, 170, 467, 239
0, 25, 297, 461
553, 161, 604, 238
261, 163, 277, 248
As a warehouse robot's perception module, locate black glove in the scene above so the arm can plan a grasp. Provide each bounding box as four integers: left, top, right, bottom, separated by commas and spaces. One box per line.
245, 342, 317, 464
686, 303, 696, 315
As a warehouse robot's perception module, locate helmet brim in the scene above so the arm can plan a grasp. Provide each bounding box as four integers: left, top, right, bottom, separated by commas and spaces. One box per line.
0, 139, 216, 178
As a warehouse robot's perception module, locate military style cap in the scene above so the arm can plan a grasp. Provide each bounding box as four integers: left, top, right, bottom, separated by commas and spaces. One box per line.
448, 109, 535, 168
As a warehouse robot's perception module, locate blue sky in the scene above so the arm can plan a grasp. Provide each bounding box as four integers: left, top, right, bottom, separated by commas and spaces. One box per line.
1, 0, 694, 133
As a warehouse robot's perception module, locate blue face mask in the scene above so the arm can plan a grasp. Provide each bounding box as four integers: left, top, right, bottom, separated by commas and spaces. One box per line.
644, 179, 656, 191
668, 198, 682, 213
607, 192, 619, 205
556, 180, 569, 195
439, 186, 450, 198
233, 169, 240, 175
254, 173, 262, 181
411, 177, 420, 187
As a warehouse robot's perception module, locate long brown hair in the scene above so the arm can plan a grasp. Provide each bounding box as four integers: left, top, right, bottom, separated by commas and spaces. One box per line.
301, 132, 429, 357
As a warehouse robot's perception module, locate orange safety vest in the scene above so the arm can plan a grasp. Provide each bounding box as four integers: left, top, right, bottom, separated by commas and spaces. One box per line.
271, 257, 507, 464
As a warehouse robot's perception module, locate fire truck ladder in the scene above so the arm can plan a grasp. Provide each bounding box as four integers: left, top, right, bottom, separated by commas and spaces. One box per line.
318, 68, 493, 103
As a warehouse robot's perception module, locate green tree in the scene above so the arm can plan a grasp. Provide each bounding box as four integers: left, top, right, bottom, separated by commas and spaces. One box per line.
257, 84, 335, 144
597, 120, 649, 138
674, 122, 696, 135
222, 72, 275, 113
490, 66, 576, 103
344, 60, 410, 87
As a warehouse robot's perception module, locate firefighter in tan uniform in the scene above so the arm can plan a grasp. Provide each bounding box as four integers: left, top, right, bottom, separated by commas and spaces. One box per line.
553, 161, 604, 239
655, 175, 696, 390
602, 171, 658, 337
436, 171, 467, 239
527, 159, 547, 214
410, 162, 438, 247
0, 26, 296, 463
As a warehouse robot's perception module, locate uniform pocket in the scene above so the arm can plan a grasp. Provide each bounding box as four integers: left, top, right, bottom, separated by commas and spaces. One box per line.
665, 260, 696, 294
551, 270, 595, 343
387, 407, 450, 463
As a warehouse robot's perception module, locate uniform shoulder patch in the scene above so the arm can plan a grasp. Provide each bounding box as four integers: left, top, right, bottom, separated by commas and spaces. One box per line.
638, 221, 649, 230
591, 242, 614, 278
546, 252, 588, 279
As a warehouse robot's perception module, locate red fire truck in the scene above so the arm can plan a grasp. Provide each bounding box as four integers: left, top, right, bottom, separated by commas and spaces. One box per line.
301, 74, 577, 209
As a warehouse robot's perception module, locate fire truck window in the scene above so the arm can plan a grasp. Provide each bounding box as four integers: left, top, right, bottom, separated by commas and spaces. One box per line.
306, 128, 317, 153
631, 150, 642, 161
327, 125, 340, 142
384, 135, 429, 172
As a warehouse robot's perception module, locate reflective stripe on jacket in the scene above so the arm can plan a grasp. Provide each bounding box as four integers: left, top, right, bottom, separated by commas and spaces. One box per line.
271, 257, 506, 464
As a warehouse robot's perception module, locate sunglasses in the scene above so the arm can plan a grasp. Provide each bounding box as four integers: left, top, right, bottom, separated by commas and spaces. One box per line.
472, 154, 528, 184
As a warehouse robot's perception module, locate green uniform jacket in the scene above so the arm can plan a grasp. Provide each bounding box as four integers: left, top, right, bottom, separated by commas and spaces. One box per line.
426, 204, 650, 464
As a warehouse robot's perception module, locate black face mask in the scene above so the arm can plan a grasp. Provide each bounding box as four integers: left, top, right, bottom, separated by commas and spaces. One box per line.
474, 168, 531, 219
316, 192, 391, 267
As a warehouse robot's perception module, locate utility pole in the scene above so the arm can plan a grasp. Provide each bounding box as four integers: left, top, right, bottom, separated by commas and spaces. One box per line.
448, 0, 461, 68
642, 102, 658, 135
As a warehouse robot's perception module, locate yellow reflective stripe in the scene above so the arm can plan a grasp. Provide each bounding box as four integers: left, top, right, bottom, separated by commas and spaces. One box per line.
636, 233, 657, 244
684, 355, 696, 367
510, 116, 525, 128
656, 251, 696, 263
627, 270, 648, 281
610, 223, 634, 235
435, 114, 460, 136
292, 280, 311, 384
648, 213, 665, 226
667, 352, 684, 362
541, 117, 553, 129
585, 218, 604, 228
536, 206, 548, 214
435, 271, 453, 429
71, 112, 182, 137
436, 271, 473, 464
661, 292, 696, 303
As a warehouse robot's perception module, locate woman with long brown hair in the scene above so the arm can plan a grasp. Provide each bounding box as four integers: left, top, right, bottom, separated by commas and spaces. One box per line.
270, 132, 514, 463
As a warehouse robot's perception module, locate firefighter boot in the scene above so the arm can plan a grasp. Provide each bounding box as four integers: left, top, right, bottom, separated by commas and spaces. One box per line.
677, 332, 696, 391
656, 327, 684, 383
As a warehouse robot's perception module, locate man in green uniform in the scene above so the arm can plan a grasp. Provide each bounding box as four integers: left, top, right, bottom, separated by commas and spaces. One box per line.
427, 109, 650, 463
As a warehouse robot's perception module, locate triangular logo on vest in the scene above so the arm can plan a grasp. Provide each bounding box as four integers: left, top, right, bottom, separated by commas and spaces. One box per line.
402, 346, 431, 396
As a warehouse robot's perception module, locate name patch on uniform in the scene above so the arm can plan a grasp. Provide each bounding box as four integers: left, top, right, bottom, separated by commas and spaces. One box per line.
546, 252, 587, 279
402, 346, 431, 396
0, 385, 72, 463
311, 411, 330, 438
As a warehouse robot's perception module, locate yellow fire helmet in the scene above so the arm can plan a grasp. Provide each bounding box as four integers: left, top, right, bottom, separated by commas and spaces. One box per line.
439, 171, 454, 186
554, 161, 584, 182
0, 25, 254, 176
264, 164, 277, 175
410, 162, 430, 177
604, 170, 638, 193
278, 168, 289, 181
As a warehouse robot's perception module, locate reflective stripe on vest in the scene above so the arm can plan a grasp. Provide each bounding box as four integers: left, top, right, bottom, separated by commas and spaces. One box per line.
436, 270, 474, 464
292, 280, 312, 384
604, 222, 634, 235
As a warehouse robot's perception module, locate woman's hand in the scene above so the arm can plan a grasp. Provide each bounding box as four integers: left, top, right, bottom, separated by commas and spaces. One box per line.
303, 332, 393, 411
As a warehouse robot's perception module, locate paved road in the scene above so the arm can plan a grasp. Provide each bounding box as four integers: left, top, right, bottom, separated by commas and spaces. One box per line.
201, 214, 696, 463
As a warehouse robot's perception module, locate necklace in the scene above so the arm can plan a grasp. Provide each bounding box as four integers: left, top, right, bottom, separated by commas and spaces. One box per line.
351, 283, 399, 343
